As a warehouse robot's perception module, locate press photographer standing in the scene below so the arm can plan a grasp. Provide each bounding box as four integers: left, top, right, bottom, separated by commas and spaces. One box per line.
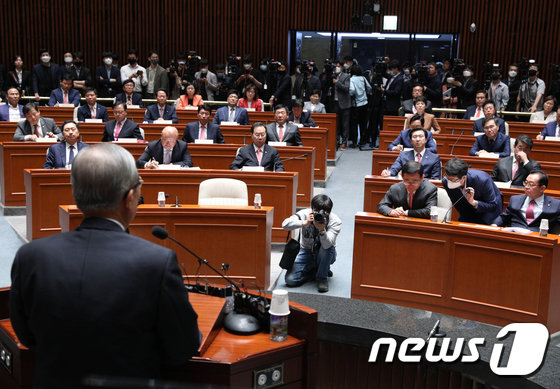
282, 194, 342, 293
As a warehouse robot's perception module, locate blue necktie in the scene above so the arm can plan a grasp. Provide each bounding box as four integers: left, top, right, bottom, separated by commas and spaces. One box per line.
69, 146, 75, 165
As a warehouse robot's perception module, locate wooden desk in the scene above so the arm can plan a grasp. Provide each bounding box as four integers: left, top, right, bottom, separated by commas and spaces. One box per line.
25, 169, 297, 243
351, 212, 560, 331
0, 286, 318, 388
2, 142, 313, 208
0, 122, 17, 143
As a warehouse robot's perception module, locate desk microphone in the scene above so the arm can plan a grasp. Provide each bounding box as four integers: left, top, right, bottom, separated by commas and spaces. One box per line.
426, 319, 446, 341
449, 128, 465, 155
280, 153, 309, 163
442, 188, 470, 224
151, 226, 261, 335
243, 132, 249, 145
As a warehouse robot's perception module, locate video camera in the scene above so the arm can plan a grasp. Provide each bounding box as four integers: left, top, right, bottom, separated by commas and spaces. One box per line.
451, 58, 466, 78
226, 54, 242, 77
371, 57, 387, 88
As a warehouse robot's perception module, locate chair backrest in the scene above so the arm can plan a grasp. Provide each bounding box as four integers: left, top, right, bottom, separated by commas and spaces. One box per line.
510, 137, 516, 156
198, 178, 249, 206
436, 187, 452, 220
504, 121, 509, 135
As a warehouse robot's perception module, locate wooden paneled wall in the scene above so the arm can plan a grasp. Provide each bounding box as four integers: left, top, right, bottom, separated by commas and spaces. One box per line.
2, 1, 559, 83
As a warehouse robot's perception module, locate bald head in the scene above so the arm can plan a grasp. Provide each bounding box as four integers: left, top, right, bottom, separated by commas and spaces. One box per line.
161, 126, 178, 150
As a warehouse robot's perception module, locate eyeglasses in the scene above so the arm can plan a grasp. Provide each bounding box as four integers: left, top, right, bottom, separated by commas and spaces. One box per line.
122, 176, 143, 199
523, 181, 539, 188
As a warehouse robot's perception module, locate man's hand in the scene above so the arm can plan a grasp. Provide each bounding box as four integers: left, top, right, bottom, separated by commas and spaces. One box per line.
389, 207, 407, 217
302, 212, 313, 227
529, 105, 538, 113
536, 134, 544, 140
26, 134, 38, 141
381, 169, 391, 177
516, 150, 529, 163
45, 132, 57, 138
313, 218, 327, 231
145, 160, 159, 169
34, 93, 40, 101
465, 187, 476, 207
392, 144, 404, 151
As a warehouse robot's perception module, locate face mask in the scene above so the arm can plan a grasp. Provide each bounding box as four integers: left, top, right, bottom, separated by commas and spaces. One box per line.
491, 73, 500, 80
343, 63, 350, 70
243, 64, 251, 70
528, 69, 537, 77
508, 70, 517, 78
41, 55, 51, 63
104, 58, 113, 66
447, 180, 462, 189
178, 61, 185, 66
447, 77, 454, 84
296, 68, 301, 74
463, 71, 471, 77
150, 59, 159, 65
128, 58, 137, 65
404, 69, 410, 76
201, 68, 208, 74
64, 57, 73, 64
260, 65, 267, 72
217, 73, 224, 79
335, 67, 342, 74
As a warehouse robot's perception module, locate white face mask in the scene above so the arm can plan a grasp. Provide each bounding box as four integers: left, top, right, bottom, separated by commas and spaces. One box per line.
178, 61, 186, 66
104, 58, 113, 66
447, 77, 455, 84
509, 70, 517, 78
403, 69, 410, 76
463, 71, 471, 78
343, 63, 351, 70
41, 55, 51, 63
447, 180, 463, 189
335, 67, 342, 74
64, 57, 73, 64
201, 68, 208, 74
243, 64, 251, 70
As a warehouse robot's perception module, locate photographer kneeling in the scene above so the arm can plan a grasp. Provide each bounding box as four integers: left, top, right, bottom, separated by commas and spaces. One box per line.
282, 194, 342, 293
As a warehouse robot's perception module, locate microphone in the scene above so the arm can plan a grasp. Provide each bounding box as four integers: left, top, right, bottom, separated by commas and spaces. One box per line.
449, 128, 465, 156
426, 319, 446, 341
243, 132, 249, 145
279, 153, 309, 163
151, 226, 261, 335
442, 188, 471, 223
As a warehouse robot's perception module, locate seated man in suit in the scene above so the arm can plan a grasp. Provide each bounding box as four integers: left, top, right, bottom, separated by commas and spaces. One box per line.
48, 74, 81, 107
536, 108, 560, 140
442, 157, 503, 225
283, 194, 342, 293
399, 83, 433, 116
382, 127, 441, 179
471, 99, 506, 134
462, 90, 486, 119
230, 122, 284, 171
137, 126, 192, 168
77, 88, 109, 122
493, 170, 560, 232
469, 117, 511, 158
10, 142, 200, 388
101, 102, 143, 141
387, 114, 437, 153
378, 161, 438, 219
143, 89, 179, 123
491, 134, 541, 187
266, 104, 303, 146
288, 99, 316, 127
43, 120, 89, 169
114, 79, 144, 107
182, 104, 224, 143
212, 89, 250, 125
0, 87, 24, 121
13, 102, 62, 141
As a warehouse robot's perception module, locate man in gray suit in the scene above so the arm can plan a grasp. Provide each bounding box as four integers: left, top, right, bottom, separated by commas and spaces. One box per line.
377, 161, 438, 219
333, 58, 352, 149
144, 50, 169, 98
13, 102, 62, 141
491, 134, 541, 187
265, 104, 303, 146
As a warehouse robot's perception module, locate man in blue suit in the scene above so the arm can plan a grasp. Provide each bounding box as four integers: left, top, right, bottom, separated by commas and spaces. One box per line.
382, 127, 441, 179
387, 114, 438, 153
137, 127, 192, 168
471, 100, 506, 134
48, 74, 81, 106
213, 90, 250, 125
77, 88, 109, 122
536, 108, 560, 140
101, 102, 143, 141
442, 157, 503, 225
114, 79, 144, 107
469, 117, 511, 158
493, 170, 560, 232
143, 89, 178, 123
0, 87, 24, 121
288, 99, 316, 127
182, 105, 225, 143
43, 120, 89, 169
230, 122, 284, 171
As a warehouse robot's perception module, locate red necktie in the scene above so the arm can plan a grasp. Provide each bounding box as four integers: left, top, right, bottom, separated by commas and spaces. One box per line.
476, 108, 482, 118
256, 148, 262, 165
408, 192, 414, 208
526, 200, 536, 224
34, 124, 40, 137
114, 122, 122, 139
63, 92, 68, 104
512, 161, 519, 179
278, 126, 284, 141
417, 152, 422, 163
127, 95, 132, 103
200, 125, 206, 140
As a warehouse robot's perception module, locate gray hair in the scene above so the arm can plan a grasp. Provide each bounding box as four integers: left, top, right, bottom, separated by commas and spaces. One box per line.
71, 143, 139, 214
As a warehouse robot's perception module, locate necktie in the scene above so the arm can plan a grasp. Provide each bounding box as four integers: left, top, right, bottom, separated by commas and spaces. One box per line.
278, 125, 284, 141
91, 106, 96, 118
68, 145, 75, 165
417, 152, 422, 163
512, 161, 519, 179
476, 108, 482, 118
526, 200, 536, 224
229, 108, 235, 122
408, 192, 413, 208
159, 107, 164, 118
256, 148, 262, 165
164, 149, 171, 164
114, 122, 122, 139
128, 95, 132, 103
34, 124, 40, 137
200, 125, 206, 140
63, 92, 68, 104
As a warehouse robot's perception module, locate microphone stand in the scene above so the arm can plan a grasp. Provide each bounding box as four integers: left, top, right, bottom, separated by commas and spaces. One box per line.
449, 128, 465, 155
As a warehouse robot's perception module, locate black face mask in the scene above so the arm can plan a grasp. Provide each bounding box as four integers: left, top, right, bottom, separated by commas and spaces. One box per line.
150, 59, 159, 65
491, 73, 500, 80
128, 58, 137, 65
528, 69, 537, 77
74, 61, 82, 67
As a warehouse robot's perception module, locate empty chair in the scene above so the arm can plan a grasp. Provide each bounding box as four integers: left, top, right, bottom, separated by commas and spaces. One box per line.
198, 178, 248, 206
437, 187, 452, 221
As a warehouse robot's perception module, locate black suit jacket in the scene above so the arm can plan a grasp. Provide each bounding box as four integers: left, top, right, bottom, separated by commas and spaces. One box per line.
182, 122, 225, 143
491, 156, 541, 187
383, 73, 404, 113
143, 103, 179, 123
77, 104, 109, 122
287, 111, 316, 127
377, 180, 438, 219
9, 217, 200, 388
102, 119, 143, 141
136, 139, 192, 168
230, 144, 284, 171
6, 69, 33, 96
115, 92, 144, 107
493, 194, 560, 232
95, 65, 122, 97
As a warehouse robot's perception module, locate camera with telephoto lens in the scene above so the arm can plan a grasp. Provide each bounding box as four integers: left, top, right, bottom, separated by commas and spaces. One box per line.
313, 210, 329, 224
